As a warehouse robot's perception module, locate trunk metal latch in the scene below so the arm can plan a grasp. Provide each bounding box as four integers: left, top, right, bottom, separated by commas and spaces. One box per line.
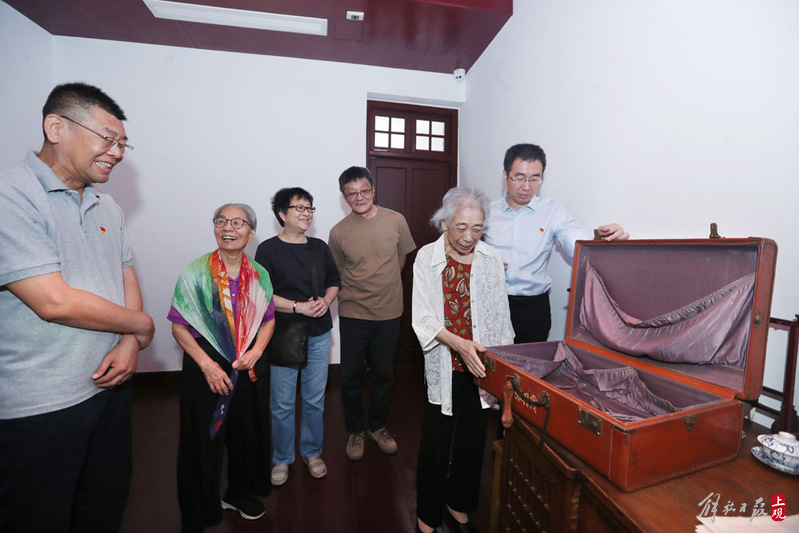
578, 408, 602, 436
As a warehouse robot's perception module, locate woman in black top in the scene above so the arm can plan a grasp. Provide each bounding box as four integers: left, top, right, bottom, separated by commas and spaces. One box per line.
254, 187, 341, 485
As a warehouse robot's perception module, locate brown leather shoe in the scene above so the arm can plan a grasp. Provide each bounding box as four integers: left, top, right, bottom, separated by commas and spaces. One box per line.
367, 428, 398, 454
346, 431, 365, 460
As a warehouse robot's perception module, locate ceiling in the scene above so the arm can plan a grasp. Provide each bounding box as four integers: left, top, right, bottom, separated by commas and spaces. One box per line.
4, 0, 513, 73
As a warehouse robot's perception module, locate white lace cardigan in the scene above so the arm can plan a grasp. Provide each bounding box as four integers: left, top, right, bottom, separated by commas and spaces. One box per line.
412, 234, 515, 416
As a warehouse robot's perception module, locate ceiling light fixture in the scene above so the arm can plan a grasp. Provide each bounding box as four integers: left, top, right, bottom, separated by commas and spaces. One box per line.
143, 0, 328, 36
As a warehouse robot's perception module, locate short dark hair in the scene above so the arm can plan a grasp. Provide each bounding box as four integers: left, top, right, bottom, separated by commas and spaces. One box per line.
503, 143, 547, 174
271, 187, 313, 227
338, 166, 374, 194
42, 82, 127, 123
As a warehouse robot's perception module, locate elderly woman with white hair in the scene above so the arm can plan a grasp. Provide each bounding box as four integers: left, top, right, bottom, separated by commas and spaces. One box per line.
412, 187, 514, 533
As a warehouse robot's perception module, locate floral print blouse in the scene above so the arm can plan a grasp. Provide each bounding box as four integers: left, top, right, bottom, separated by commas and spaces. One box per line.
442, 255, 471, 371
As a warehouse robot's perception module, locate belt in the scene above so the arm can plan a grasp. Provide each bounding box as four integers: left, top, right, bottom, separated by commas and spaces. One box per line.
508, 292, 549, 301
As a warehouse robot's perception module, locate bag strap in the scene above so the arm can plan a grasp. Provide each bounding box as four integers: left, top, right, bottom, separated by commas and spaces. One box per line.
309, 238, 319, 300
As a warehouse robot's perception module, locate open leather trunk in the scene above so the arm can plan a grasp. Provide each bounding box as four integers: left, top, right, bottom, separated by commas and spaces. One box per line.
476, 238, 778, 491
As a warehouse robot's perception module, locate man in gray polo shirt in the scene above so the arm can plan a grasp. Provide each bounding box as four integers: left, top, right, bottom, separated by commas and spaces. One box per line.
0, 83, 155, 533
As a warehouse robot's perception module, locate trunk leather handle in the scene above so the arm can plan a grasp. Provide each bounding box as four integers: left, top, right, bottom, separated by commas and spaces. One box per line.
502, 374, 552, 448
501, 377, 515, 428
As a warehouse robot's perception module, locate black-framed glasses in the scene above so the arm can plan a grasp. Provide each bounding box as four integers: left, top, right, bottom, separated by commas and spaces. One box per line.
289, 205, 316, 213
60, 115, 134, 155
213, 217, 250, 229
343, 187, 374, 201
507, 175, 542, 184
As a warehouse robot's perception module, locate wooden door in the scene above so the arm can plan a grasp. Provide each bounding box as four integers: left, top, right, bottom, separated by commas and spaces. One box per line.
366, 101, 458, 363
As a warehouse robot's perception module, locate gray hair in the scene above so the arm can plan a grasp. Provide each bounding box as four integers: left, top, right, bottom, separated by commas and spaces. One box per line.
430, 187, 490, 233
213, 203, 257, 231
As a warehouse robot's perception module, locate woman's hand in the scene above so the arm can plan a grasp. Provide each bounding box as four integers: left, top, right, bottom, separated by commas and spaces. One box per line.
232, 347, 263, 372
453, 337, 487, 378
201, 360, 233, 395
298, 297, 329, 318
172, 322, 233, 395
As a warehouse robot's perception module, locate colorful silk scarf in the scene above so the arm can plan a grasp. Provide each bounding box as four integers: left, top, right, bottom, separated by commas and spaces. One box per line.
171, 250, 273, 438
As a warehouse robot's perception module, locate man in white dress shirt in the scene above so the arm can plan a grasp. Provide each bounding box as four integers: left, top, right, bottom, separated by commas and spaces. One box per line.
482, 143, 629, 343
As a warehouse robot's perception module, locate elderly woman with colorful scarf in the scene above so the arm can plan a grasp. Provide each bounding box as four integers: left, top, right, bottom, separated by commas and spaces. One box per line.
167, 203, 275, 533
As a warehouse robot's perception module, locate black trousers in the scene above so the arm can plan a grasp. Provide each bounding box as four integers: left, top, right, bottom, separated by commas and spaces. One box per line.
508, 292, 551, 343
339, 316, 401, 433
177, 338, 271, 529
416, 371, 489, 528
0, 384, 132, 533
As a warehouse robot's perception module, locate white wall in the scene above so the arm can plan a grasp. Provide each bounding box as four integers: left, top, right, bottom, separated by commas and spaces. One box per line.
1, 1, 465, 370
0, 1, 53, 168
461, 0, 799, 420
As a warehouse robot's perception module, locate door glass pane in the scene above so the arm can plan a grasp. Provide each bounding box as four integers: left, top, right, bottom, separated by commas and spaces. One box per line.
375, 132, 389, 148
391, 117, 405, 133
368, 102, 455, 157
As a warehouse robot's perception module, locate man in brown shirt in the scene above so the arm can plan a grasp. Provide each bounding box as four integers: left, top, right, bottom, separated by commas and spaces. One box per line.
328, 166, 416, 460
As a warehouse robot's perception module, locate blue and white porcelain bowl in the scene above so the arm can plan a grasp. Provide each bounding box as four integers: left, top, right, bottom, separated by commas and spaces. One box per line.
751, 446, 799, 475
757, 431, 799, 471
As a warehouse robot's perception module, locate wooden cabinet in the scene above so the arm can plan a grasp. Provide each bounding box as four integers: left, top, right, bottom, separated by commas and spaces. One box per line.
500, 419, 579, 532
495, 417, 799, 533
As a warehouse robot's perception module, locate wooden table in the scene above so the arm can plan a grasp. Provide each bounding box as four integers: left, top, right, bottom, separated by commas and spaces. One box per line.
496, 418, 799, 532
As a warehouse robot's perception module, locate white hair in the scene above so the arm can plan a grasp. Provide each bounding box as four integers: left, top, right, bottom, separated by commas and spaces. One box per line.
429, 187, 490, 233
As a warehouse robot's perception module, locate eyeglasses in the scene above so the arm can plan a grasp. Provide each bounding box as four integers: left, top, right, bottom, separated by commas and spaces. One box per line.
60, 115, 134, 155
213, 217, 250, 229
343, 187, 374, 201
289, 205, 316, 213
507, 176, 543, 184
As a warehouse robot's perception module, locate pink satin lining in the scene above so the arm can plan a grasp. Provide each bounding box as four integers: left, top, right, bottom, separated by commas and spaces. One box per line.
579, 264, 755, 368
491, 343, 725, 422
485, 260, 755, 422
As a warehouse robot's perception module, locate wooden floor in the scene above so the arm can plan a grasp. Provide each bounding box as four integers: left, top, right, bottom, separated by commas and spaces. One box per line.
120, 356, 500, 533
